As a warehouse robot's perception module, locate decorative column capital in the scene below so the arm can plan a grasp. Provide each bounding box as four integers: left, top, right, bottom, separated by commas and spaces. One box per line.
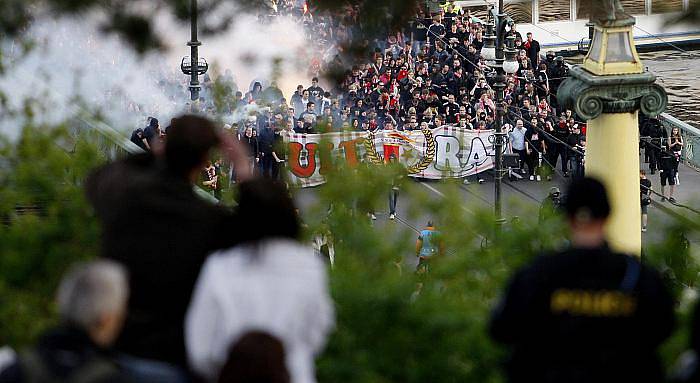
557, 66, 667, 120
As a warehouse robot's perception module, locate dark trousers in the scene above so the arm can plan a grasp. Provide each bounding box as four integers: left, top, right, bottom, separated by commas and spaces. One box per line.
272, 160, 282, 180
568, 156, 584, 179
514, 149, 528, 173
547, 142, 568, 173
260, 154, 275, 178
526, 151, 539, 176
648, 147, 660, 172
643, 142, 652, 164
389, 189, 398, 214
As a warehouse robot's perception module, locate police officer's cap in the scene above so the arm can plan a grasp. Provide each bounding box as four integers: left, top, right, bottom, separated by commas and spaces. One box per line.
564, 177, 610, 221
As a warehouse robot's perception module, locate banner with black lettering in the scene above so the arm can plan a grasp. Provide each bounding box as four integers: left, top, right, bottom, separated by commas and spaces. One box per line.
284, 126, 495, 187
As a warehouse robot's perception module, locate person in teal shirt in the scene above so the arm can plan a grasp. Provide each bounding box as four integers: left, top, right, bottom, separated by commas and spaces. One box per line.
416, 221, 443, 272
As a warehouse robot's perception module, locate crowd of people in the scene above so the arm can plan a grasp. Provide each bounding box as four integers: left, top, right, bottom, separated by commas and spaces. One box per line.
1, 116, 333, 383
126, 0, 589, 191
1, 114, 696, 382
4, 2, 691, 382
274, 1, 583, 182
128, 0, 683, 226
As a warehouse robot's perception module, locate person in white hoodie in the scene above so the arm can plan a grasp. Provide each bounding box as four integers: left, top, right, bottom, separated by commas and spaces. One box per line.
186, 179, 335, 383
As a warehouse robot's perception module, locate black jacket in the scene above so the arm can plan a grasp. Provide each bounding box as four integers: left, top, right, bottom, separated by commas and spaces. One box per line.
491, 246, 675, 383
0, 326, 130, 383
85, 154, 242, 368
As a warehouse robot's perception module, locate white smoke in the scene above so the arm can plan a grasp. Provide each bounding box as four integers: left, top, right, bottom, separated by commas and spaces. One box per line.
0, 8, 316, 139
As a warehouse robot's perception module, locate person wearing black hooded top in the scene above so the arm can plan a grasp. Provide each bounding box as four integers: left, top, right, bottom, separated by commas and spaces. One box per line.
84, 115, 254, 370
142, 117, 160, 150
129, 128, 149, 151
491, 177, 675, 383
642, 116, 667, 174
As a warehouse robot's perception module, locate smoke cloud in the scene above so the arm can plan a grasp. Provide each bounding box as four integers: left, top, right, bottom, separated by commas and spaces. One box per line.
0, 9, 315, 139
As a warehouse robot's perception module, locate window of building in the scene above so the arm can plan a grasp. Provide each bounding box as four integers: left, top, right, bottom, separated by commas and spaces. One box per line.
505, 0, 534, 24
651, 0, 683, 13
539, 0, 571, 22
464, 6, 490, 24
619, 0, 647, 15
578, 0, 646, 19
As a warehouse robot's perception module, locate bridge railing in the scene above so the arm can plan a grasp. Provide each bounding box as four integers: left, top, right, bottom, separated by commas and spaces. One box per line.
73, 113, 220, 204
660, 113, 700, 171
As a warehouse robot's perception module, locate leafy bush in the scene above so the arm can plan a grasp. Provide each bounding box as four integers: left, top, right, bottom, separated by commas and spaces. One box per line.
0, 122, 104, 346
312, 163, 568, 382
0, 122, 698, 383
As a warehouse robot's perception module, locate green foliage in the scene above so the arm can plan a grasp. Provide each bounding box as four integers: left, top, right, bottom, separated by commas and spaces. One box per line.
0, 122, 104, 347
307, 159, 700, 382
312, 163, 569, 382
0, 0, 422, 56
0, 118, 698, 382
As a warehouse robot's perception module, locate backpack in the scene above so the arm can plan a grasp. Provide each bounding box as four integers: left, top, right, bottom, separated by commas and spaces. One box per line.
419, 230, 439, 257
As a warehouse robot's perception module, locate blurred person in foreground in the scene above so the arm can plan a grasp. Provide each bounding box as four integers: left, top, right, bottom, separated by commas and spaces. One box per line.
186, 178, 334, 383
0, 261, 133, 383
85, 115, 253, 370
217, 331, 289, 383
490, 177, 675, 383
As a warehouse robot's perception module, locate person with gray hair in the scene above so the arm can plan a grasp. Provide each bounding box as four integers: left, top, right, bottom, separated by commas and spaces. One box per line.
0, 260, 133, 382
57, 260, 129, 343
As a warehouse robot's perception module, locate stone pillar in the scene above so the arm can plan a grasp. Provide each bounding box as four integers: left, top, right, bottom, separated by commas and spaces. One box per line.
558, 65, 667, 256
585, 112, 641, 253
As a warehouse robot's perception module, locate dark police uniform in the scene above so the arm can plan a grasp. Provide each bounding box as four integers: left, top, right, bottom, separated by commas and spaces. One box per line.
490, 246, 674, 383
642, 118, 667, 174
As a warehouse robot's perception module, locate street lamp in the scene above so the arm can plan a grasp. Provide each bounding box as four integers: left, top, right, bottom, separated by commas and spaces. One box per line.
503, 36, 519, 75
557, 2, 667, 255
484, 3, 514, 230
181, 0, 208, 101
482, 23, 497, 65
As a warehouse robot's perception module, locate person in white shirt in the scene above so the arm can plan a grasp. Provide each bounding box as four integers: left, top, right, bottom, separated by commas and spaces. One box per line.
185, 179, 335, 383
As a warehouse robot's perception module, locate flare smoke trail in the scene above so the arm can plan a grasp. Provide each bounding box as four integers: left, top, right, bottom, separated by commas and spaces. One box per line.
0, 10, 314, 139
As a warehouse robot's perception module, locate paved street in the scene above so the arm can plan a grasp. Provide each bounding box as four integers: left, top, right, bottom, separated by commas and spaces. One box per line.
295, 160, 700, 266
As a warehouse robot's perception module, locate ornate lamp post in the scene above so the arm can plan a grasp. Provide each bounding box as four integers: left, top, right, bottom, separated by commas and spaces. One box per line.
558, 1, 667, 255
483, 3, 518, 230
181, 0, 209, 101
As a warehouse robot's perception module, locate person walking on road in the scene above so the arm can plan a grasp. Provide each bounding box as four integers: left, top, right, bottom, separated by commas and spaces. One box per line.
415, 221, 443, 272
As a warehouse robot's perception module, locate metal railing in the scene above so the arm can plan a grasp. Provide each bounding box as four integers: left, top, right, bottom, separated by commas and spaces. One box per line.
660, 113, 700, 171
74, 113, 220, 204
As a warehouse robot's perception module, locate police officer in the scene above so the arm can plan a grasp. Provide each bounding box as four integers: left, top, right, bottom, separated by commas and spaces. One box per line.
538, 186, 562, 222
642, 116, 667, 174
490, 177, 675, 383
549, 56, 568, 110
544, 51, 556, 73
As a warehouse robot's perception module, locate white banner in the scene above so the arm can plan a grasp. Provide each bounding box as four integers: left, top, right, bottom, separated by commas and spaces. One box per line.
284, 126, 496, 187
